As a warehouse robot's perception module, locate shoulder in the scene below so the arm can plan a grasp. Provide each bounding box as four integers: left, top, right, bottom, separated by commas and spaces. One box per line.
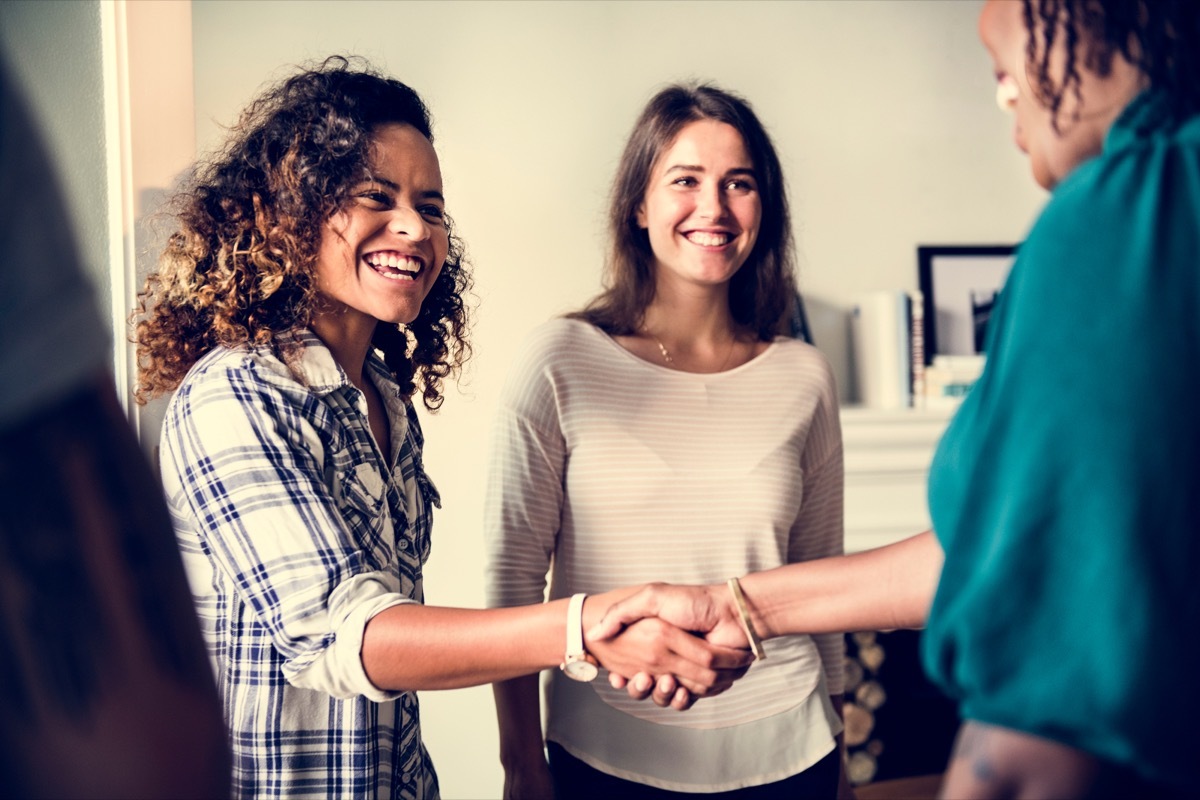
174, 344, 292, 396
1031, 112, 1200, 260
166, 343, 313, 431
763, 337, 839, 388
519, 317, 603, 358
505, 318, 607, 379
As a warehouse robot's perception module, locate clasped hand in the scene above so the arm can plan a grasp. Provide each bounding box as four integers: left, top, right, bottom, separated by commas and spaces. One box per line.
586, 582, 753, 710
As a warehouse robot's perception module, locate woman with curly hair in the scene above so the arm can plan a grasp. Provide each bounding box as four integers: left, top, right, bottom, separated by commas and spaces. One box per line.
136, 57, 750, 800
596, 1, 1200, 797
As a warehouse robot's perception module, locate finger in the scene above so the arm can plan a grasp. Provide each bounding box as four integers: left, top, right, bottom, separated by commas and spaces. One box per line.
608, 672, 628, 690
660, 627, 755, 675
624, 672, 654, 701
710, 643, 756, 670
673, 661, 751, 698
586, 587, 662, 641
669, 685, 695, 711
651, 674, 677, 707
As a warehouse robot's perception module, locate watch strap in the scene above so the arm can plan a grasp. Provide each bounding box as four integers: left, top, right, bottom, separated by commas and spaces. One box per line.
564, 592, 587, 660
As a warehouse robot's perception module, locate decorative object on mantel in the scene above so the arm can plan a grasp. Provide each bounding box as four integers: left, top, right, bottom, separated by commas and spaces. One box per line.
916, 245, 1017, 366
850, 290, 924, 410
923, 354, 986, 408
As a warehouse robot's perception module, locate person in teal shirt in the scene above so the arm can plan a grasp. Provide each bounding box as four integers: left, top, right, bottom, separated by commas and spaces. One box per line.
589, 1, 1199, 796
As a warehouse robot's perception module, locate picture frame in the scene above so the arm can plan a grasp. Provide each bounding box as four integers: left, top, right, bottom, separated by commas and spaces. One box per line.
917, 244, 1017, 365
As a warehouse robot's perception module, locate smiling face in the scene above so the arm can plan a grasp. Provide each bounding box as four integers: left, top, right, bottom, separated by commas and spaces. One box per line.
979, 0, 1141, 190
313, 122, 448, 335
636, 119, 762, 292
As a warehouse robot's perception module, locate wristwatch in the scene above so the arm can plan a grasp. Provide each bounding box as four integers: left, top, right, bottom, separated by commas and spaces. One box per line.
560, 593, 599, 682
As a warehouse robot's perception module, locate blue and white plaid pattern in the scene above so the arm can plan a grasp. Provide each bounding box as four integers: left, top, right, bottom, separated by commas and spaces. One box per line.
160, 331, 441, 799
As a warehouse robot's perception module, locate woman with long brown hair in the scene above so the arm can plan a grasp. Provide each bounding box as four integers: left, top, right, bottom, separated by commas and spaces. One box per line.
485, 83, 848, 799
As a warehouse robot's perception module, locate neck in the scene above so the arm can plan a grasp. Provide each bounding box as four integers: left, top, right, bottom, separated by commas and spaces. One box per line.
311, 310, 378, 389
643, 281, 737, 344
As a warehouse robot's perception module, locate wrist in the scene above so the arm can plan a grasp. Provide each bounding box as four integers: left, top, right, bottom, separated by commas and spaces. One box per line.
499, 742, 548, 771
560, 593, 599, 681
726, 576, 766, 659
733, 573, 773, 639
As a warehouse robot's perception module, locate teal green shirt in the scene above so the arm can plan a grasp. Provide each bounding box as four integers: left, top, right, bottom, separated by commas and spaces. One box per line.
923, 90, 1200, 789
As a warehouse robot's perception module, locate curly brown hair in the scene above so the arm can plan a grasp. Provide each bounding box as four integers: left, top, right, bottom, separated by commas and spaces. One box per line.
570, 82, 796, 341
1023, 0, 1200, 132
134, 55, 472, 410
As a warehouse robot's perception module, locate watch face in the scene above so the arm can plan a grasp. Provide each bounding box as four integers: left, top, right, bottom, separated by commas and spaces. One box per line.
562, 658, 599, 682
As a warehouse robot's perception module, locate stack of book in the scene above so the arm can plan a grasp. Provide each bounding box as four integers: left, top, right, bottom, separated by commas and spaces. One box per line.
851, 289, 927, 409
851, 290, 987, 409
922, 355, 985, 408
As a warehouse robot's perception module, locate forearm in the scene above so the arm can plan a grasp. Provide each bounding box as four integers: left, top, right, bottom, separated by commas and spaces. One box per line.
362, 600, 569, 690
742, 530, 943, 639
493, 676, 545, 769
361, 587, 641, 691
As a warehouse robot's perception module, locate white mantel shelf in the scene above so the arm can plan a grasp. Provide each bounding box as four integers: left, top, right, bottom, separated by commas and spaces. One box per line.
840, 404, 958, 553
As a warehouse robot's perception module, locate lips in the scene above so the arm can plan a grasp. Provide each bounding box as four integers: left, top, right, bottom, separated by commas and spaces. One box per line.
364, 250, 424, 282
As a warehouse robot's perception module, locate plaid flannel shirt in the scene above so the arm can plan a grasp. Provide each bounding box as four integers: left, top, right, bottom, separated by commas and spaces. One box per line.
161, 330, 441, 799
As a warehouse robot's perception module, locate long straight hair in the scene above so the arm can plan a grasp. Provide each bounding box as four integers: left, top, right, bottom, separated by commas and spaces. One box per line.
570, 82, 797, 340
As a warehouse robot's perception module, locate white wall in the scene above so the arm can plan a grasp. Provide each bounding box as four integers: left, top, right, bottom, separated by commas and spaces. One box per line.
188, 2, 1046, 798
0, 0, 112, 352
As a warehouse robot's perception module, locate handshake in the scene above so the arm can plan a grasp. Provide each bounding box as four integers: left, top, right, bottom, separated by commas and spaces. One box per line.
578, 578, 769, 711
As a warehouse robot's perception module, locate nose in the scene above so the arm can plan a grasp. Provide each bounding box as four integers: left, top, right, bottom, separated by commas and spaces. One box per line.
696, 180, 728, 221
387, 205, 431, 241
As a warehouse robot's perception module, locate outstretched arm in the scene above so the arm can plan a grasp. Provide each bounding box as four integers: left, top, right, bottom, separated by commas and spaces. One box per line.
361, 590, 752, 693
591, 530, 943, 647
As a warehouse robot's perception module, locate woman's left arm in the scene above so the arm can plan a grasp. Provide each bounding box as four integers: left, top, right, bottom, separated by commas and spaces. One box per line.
788, 389, 851, 795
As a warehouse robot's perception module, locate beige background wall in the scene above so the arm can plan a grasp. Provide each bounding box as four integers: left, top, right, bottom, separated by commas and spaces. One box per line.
6, 2, 1047, 798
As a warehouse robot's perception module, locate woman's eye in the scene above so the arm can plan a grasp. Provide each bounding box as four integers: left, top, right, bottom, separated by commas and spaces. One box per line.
671, 176, 698, 187
358, 190, 392, 207
420, 205, 445, 222
726, 179, 756, 193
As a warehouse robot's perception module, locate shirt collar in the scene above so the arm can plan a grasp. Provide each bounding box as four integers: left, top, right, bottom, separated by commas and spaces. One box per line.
282, 329, 348, 394
280, 328, 403, 401
1104, 88, 1177, 153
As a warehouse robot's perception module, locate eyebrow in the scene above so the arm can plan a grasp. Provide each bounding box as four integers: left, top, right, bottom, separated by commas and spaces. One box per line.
664, 164, 757, 178
360, 176, 445, 202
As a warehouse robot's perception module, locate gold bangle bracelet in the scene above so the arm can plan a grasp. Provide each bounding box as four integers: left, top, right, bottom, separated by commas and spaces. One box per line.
727, 577, 766, 660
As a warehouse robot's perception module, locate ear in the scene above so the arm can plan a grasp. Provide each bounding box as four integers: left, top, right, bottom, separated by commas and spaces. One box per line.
635, 202, 647, 229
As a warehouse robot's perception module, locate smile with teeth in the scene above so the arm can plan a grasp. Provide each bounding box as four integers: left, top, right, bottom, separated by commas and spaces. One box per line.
364, 251, 424, 282
684, 231, 732, 247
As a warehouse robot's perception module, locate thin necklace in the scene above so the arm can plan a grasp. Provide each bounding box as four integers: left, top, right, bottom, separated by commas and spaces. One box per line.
651, 334, 674, 364
647, 330, 739, 371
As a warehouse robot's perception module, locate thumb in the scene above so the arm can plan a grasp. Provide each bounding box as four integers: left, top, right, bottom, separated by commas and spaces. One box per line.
586, 588, 661, 641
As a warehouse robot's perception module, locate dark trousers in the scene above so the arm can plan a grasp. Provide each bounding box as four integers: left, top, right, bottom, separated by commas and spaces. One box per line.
547, 741, 839, 800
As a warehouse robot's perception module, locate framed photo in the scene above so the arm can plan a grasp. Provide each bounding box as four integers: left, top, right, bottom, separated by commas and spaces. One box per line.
917, 245, 1017, 365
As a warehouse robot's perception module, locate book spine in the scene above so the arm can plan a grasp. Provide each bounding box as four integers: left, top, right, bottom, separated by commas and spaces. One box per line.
909, 290, 925, 408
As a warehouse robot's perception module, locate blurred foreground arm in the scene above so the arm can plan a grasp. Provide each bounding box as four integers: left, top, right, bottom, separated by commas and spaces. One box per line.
0, 374, 232, 798
941, 721, 1104, 799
